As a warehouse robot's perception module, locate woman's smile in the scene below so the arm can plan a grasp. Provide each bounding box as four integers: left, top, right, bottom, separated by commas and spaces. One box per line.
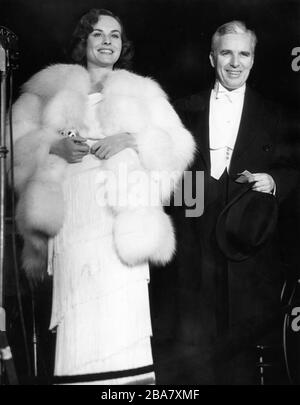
86, 15, 122, 69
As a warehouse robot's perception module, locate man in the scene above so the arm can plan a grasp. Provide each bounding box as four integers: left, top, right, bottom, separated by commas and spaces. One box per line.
165, 21, 298, 384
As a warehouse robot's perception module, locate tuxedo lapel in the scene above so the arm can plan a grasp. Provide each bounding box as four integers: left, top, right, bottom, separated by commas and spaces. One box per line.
191, 91, 211, 170
229, 87, 261, 171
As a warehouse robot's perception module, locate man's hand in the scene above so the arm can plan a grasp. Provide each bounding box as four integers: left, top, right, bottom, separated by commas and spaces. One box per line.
90, 133, 137, 160
50, 136, 89, 163
251, 173, 275, 194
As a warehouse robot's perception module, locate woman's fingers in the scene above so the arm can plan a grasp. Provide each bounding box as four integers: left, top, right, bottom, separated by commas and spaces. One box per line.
95, 145, 109, 159
72, 135, 87, 143
75, 142, 90, 153
90, 140, 102, 154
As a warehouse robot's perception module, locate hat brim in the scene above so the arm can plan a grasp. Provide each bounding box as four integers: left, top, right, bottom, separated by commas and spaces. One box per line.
216, 184, 278, 261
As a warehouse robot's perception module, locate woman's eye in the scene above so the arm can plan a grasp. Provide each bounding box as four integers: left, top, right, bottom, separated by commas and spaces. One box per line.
93, 32, 102, 37
111, 34, 120, 39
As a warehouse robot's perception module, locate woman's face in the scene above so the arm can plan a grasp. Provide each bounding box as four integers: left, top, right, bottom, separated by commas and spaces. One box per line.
86, 15, 122, 69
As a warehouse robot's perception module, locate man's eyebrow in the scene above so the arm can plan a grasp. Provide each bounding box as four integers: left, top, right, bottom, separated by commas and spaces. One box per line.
219, 49, 251, 54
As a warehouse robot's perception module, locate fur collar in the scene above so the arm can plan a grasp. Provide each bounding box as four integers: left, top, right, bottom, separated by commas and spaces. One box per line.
22, 63, 168, 101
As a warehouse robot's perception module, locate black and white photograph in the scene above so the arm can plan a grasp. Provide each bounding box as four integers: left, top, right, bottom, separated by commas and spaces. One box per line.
1, 0, 300, 387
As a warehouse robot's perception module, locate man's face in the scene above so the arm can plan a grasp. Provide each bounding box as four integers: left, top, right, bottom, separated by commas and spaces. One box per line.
209, 33, 254, 90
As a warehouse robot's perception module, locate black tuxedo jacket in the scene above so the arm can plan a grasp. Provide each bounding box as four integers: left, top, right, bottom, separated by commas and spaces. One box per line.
153, 87, 299, 381
175, 87, 297, 204
150, 87, 299, 384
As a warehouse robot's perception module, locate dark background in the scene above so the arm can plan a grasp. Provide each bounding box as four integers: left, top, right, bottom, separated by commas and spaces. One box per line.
2, 0, 300, 106
2, 0, 300, 384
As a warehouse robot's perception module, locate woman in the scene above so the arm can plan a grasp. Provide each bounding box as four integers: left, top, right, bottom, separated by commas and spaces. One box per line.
12, 8, 195, 384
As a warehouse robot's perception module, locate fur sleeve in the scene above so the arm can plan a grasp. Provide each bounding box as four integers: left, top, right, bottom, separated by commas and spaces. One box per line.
12, 92, 42, 142
11, 92, 60, 192
135, 93, 196, 200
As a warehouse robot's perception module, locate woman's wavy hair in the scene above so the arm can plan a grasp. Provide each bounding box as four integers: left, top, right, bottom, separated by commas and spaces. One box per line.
68, 8, 134, 69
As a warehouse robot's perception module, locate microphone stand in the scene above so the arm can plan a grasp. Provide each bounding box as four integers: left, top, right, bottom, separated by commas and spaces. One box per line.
0, 26, 18, 385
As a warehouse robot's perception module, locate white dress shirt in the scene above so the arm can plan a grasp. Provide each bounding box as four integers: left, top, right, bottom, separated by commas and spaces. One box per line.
209, 81, 246, 179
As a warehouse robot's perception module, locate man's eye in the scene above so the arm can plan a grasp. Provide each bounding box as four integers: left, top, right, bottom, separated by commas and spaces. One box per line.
220, 51, 230, 55
241, 52, 251, 57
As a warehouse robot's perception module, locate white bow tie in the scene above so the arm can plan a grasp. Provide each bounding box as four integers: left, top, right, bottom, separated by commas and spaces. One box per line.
214, 83, 245, 102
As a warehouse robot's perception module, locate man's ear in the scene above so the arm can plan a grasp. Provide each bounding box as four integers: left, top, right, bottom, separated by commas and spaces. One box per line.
209, 51, 215, 68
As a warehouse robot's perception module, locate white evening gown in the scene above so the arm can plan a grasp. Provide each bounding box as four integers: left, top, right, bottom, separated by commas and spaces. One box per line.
47, 93, 155, 385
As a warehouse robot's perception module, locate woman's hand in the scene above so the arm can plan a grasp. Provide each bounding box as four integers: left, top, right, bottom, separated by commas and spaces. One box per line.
90, 133, 137, 159
50, 136, 90, 163
251, 173, 275, 194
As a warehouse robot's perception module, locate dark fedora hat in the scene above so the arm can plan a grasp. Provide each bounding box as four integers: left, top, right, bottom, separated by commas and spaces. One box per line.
216, 184, 278, 261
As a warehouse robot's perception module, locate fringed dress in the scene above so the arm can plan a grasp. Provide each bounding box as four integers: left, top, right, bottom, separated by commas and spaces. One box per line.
47, 93, 155, 385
